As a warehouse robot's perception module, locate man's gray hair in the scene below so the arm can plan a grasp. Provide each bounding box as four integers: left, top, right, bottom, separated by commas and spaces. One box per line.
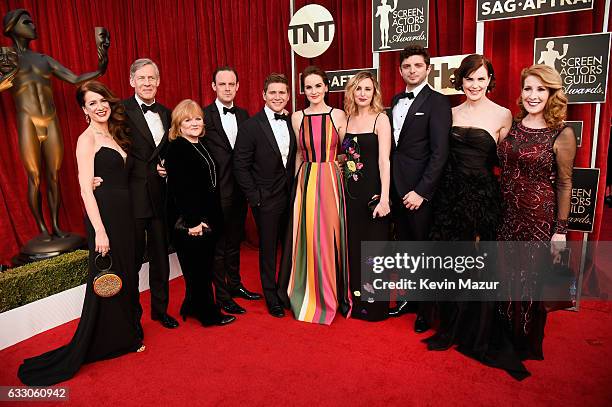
129, 58, 160, 79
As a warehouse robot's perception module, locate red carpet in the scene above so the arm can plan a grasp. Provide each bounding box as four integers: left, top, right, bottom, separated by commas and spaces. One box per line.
1, 247, 611, 406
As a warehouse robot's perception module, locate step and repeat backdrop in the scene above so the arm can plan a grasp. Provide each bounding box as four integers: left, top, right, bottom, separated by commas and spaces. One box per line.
0, 1, 609, 279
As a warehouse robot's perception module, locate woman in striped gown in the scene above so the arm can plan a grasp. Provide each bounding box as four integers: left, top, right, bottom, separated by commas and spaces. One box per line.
280, 66, 352, 324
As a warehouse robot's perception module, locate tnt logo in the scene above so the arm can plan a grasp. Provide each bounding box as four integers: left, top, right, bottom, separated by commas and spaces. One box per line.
288, 4, 335, 58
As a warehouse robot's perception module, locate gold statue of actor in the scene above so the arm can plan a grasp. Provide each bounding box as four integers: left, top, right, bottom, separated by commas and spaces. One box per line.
0, 9, 110, 245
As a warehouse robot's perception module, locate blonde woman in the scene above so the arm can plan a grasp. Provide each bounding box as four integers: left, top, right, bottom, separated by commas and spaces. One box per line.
342, 71, 392, 321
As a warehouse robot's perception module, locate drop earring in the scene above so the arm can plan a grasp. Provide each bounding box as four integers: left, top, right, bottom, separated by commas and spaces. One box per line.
85, 113, 90, 124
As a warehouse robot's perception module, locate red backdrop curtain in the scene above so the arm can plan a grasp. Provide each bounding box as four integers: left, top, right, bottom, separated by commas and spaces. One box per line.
1, 1, 610, 289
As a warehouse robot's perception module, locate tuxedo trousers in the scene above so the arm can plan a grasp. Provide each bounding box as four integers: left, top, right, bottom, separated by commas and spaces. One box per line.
212, 196, 247, 302
252, 204, 288, 307
392, 198, 434, 320
134, 216, 170, 320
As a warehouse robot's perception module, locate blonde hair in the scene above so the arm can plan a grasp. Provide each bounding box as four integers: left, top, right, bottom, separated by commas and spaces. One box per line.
169, 99, 204, 141
516, 64, 567, 129
343, 71, 384, 117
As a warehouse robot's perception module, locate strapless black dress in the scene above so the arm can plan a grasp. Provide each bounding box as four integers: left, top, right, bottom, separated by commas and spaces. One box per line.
430, 126, 500, 241
18, 147, 142, 385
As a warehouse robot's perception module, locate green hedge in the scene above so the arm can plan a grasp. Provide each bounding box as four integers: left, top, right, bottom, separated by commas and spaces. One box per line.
0, 250, 89, 313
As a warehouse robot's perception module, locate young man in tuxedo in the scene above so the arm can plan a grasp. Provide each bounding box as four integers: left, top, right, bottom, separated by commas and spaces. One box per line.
203, 66, 261, 316
387, 46, 451, 333
123, 58, 178, 332
233, 73, 296, 318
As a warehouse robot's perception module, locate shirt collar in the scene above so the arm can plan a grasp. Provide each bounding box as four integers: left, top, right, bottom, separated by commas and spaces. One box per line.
135, 94, 155, 107
406, 81, 429, 99
264, 105, 278, 121
215, 98, 234, 112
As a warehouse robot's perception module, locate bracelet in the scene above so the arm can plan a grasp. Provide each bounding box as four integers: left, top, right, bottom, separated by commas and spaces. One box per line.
554, 219, 568, 234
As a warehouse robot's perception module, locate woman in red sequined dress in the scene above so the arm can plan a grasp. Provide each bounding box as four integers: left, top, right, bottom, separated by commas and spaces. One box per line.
496, 64, 576, 378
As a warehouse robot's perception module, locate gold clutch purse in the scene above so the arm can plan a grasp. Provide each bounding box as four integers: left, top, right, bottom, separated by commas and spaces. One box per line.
93, 253, 122, 297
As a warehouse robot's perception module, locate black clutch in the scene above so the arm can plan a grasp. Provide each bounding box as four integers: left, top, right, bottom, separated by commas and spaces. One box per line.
367, 195, 381, 213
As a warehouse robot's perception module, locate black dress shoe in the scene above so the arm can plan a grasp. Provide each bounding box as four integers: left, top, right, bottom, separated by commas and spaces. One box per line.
153, 313, 179, 329
268, 304, 285, 318
220, 300, 246, 314
426, 334, 453, 351
231, 286, 263, 300
202, 313, 237, 327
388, 301, 410, 317
414, 315, 430, 333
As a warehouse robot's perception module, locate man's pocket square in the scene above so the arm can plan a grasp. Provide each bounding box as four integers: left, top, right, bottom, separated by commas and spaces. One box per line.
415, 112, 425, 116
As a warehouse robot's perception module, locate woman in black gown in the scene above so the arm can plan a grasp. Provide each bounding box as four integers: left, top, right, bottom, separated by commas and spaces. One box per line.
425, 55, 513, 358
164, 99, 235, 327
342, 71, 392, 321
18, 81, 143, 386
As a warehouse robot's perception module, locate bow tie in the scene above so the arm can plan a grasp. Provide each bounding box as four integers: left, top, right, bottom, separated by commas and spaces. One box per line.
223, 106, 237, 115
141, 103, 159, 114
274, 113, 288, 121
398, 91, 415, 101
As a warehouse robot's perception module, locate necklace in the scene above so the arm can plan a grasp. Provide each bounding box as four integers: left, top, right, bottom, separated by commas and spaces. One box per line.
188, 139, 217, 189
92, 127, 112, 139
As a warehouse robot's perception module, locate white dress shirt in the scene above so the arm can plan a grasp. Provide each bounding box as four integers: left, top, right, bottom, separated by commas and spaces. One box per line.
135, 94, 165, 147
215, 98, 238, 148
264, 105, 290, 167
392, 81, 429, 145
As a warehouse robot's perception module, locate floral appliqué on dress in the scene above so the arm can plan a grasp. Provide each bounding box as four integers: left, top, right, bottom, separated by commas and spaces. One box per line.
342, 136, 364, 182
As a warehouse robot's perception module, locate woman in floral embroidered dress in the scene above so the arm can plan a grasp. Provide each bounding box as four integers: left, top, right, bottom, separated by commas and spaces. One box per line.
342, 71, 392, 321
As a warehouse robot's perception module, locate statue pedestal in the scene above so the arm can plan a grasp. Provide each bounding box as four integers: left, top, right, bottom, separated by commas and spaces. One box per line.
12, 233, 87, 266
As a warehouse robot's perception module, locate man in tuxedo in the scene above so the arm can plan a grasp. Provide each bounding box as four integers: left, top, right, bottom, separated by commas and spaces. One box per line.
123, 58, 178, 331
233, 73, 296, 318
203, 66, 262, 316
387, 45, 451, 332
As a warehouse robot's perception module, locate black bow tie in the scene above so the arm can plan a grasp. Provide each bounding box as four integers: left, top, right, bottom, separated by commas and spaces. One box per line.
398, 91, 415, 101
141, 103, 159, 114
223, 106, 237, 115
274, 113, 288, 121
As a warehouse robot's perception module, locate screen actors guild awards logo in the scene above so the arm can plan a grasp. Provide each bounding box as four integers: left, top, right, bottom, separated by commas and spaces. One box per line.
375, 0, 398, 49
538, 41, 568, 70
372, 0, 428, 53
288, 4, 335, 58
534, 33, 611, 103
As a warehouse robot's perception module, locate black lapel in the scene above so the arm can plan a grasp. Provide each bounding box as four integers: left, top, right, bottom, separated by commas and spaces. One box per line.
236, 107, 249, 126
256, 110, 283, 164
150, 107, 170, 160
125, 96, 156, 148
397, 86, 432, 148
159, 107, 170, 133
210, 103, 233, 151
386, 106, 397, 150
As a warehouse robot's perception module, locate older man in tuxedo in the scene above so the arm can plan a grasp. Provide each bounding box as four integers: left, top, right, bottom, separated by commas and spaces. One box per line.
123, 58, 178, 332
233, 73, 296, 318
203, 66, 261, 316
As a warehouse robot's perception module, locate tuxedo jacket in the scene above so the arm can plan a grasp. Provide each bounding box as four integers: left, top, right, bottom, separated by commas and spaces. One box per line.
164, 136, 223, 235
202, 102, 249, 205
233, 109, 296, 212
122, 96, 171, 219
387, 85, 451, 201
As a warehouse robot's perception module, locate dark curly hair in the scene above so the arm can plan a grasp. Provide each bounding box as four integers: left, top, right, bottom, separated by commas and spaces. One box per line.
399, 45, 430, 66
76, 81, 130, 151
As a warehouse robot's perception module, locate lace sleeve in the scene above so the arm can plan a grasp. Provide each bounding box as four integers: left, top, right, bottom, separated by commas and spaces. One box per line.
552, 126, 577, 234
